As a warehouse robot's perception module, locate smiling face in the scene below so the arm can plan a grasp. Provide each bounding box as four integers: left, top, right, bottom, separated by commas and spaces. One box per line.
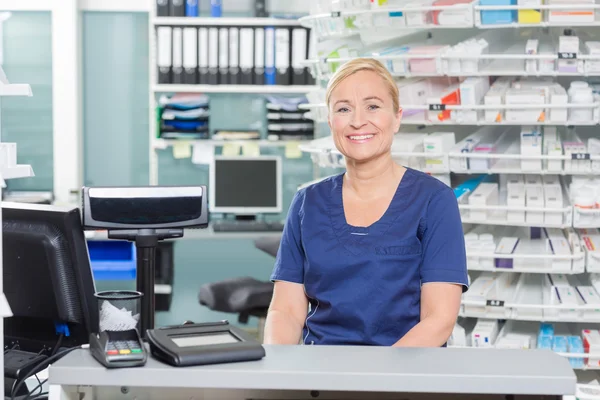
328, 70, 402, 164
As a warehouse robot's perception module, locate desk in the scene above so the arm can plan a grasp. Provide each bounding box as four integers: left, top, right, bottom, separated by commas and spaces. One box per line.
85, 227, 282, 241
48, 345, 576, 400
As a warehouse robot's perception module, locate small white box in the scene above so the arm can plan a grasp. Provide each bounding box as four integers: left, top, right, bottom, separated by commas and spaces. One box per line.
525, 39, 539, 73
556, 285, 581, 319
507, 186, 526, 223
520, 126, 543, 171
468, 183, 499, 220
472, 319, 499, 348
526, 186, 544, 224
548, 235, 571, 271
550, 86, 568, 123
423, 132, 455, 172
577, 286, 600, 320
544, 185, 564, 225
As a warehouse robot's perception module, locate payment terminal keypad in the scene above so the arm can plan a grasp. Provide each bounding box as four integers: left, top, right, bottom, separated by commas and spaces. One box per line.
91, 329, 147, 368
106, 340, 144, 357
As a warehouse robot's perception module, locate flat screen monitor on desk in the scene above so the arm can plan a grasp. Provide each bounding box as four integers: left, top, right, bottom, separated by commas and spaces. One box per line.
3, 202, 98, 354
209, 156, 282, 218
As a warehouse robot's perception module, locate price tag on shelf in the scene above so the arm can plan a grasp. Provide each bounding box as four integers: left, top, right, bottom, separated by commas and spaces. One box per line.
486, 299, 505, 307
558, 52, 577, 59
571, 153, 591, 160
428, 104, 446, 111
331, 11, 341, 17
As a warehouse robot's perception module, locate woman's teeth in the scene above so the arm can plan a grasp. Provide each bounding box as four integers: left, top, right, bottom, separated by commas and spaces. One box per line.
349, 134, 373, 140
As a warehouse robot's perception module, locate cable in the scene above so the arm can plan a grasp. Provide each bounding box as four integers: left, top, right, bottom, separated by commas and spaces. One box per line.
50, 334, 64, 357
22, 378, 47, 400
10, 345, 83, 400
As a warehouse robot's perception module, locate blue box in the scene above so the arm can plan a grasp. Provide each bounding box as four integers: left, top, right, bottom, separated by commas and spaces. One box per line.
537, 336, 552, 350
567, 336, 584, 368
539, 323, 554, 338
479, 0, 516, 25
552, 336, 568, 353
87, 240, 136, 280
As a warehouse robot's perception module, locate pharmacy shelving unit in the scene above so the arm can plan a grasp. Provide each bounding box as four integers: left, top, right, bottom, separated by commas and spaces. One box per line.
0, 66, 34, 382
299, 0, 600, 395
148, 10, 320, 185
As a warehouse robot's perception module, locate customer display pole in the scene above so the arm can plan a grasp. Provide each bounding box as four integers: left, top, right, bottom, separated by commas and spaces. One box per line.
108, 228, 183, 338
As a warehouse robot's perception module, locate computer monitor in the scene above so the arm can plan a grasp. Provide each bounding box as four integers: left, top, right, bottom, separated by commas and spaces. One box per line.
3, 202, 98, 353
209, 156, 282, 216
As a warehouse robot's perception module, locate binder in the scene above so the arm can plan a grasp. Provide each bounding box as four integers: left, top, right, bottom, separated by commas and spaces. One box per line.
157, 27, 172, 84
253, 28, 265, 85
275, 28, 291, 85
183, 27, 198, 84
208, 27, 219, 85
157, 0, 169, 16
229, 28, 240, 85
172, 27, 183, 84
170, 0, 185, 16
185, 0, 198, 16
198, 27, 209, 84
264, 27, 276, 85
306, 28, 316, 85
291, 28, 307, 85
218, 27, 229, 84
239, 28, 254, 84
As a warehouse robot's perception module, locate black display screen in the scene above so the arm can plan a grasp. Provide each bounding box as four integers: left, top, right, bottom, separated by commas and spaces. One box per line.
88, 188, 203, 225
213, 159, 278, 209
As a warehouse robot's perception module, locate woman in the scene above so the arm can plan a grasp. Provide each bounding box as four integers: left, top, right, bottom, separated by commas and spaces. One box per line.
263, 58, 468, 347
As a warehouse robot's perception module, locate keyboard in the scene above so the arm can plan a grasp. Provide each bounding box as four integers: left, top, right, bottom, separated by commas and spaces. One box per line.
212, 221, 285, 232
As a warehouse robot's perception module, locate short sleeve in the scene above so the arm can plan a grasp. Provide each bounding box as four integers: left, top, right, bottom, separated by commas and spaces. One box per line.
420, 187, 469, 292
270, 190, 306, 284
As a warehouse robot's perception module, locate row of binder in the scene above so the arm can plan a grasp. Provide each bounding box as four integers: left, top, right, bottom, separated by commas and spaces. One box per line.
156, 26, 315, 86
156, 0, 222, 18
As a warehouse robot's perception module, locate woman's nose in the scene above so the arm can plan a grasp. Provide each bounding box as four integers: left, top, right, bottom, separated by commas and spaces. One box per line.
350, 108, 367, 129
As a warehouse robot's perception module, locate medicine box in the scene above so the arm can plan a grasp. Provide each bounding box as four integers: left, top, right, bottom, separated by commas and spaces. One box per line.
495, 237, 519, 269
479, 0, 517, 25
547, 0, 595, 23
579, 228, 600, 272
526, 186, 544, 224
582, 329, 600, 368
556, 286, 580, 319
518, 0, 541, 23
423, 132, 455, 172
507, 186, 526, 223
520, 126, 542, 171
468, 183, 499, 220
568, 336, 585, 368
471, 319, 499, 347
576, 286, 600, 320
552, 335, 568, 353
548, 235, 571, 271
544, 185, 564, 226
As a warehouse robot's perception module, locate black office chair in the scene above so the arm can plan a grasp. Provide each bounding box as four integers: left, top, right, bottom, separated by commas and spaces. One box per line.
198, 236, 280, 341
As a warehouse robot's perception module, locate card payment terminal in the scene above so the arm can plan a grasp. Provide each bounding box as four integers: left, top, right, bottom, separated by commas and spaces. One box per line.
146, 320, 265, 367
90, 329, 147, 368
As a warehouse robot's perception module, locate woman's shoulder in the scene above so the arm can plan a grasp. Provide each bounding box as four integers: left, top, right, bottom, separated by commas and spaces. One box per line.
291, 173, 341, 211
402, 168, 455, 209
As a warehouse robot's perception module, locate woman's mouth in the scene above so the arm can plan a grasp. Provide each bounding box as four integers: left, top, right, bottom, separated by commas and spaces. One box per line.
347, 134, 374, 143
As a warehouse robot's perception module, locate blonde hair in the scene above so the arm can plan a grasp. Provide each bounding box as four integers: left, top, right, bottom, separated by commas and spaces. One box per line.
325, 58, 399, 112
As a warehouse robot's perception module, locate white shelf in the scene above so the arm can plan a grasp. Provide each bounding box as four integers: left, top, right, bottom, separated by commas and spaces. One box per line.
151, 17, 302, 27
153, 138, 311, 149
461, 217, 571, 229
0, 165, 34, 180
152, 84, 318, 94
0, 84, 32, 97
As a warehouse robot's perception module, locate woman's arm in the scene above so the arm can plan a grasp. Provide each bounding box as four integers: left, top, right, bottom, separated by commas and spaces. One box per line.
393, 186, 468, 347
392, 282, 462, 347
263, 281, 309, 345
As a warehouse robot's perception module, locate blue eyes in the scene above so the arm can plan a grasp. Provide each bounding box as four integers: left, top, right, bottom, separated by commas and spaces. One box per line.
336, 104, 380, 113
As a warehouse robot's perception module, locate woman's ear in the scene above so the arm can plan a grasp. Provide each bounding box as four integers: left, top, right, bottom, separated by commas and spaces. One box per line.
394, 107, 403, 132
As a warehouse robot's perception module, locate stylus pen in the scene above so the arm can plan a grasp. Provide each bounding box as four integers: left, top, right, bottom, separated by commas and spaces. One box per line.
158, 320, 229, 329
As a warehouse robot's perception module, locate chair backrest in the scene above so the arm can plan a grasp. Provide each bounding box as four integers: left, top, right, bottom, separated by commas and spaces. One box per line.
253, 235, 281, 258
